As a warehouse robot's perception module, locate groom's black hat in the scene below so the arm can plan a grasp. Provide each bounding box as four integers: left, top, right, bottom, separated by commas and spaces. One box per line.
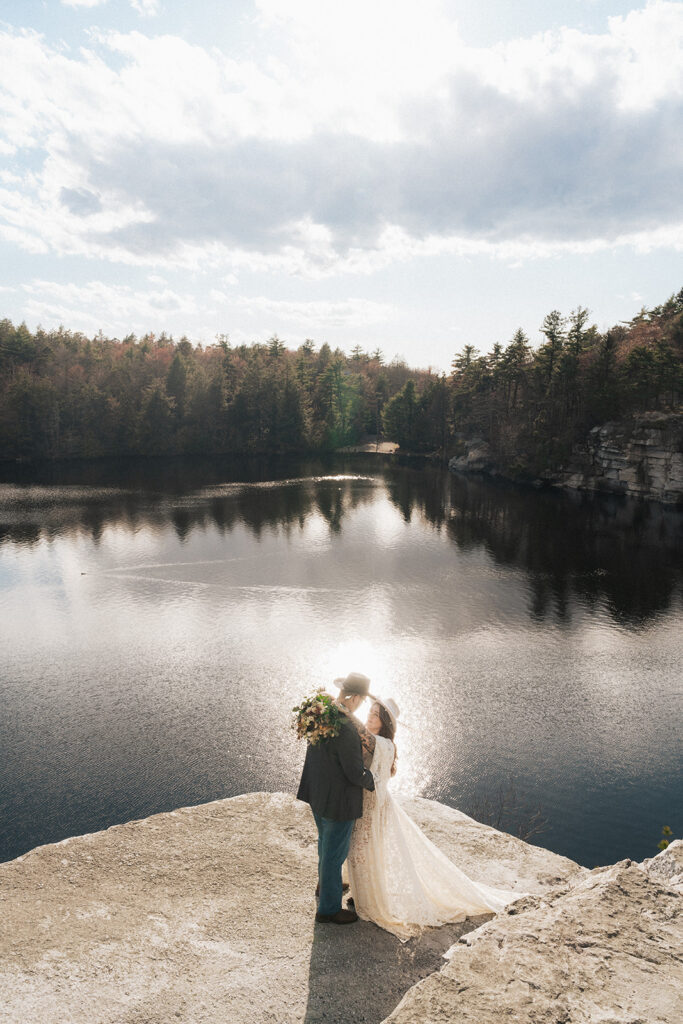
333, 671, 371, 696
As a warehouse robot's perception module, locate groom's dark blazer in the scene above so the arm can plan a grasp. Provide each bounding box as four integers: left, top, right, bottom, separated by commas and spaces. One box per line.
297, 716, 375, 821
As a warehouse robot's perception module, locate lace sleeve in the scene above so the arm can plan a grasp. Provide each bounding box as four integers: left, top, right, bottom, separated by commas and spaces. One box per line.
371, 736, 395, 808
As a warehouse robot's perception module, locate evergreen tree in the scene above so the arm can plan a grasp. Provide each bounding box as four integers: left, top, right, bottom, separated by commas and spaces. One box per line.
537, 310, 566, 389
383, 379, 417, 449
0, 288, 679, 464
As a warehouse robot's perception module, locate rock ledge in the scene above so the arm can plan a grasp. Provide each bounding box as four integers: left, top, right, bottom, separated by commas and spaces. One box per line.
1, 793, 680, 1024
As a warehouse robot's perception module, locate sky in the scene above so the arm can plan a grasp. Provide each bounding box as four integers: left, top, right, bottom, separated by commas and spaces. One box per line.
0, 0, 682, 370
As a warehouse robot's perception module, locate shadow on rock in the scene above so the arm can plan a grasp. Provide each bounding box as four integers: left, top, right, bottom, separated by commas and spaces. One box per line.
303, 912, 491, 1024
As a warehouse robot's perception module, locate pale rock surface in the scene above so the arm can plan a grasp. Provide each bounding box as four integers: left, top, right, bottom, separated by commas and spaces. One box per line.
449, 411, 683, 504
339, 439, 400, 454
386, 839, 683, 1024
556, 412, 683, 504
0, 792, 579, 1024
448, 439, 496, 475
640, 837, 683, 894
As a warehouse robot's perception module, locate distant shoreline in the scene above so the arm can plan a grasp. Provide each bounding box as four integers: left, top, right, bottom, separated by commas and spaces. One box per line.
337, 440, 399, 454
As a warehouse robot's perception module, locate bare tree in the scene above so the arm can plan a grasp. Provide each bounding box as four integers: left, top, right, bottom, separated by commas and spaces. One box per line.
467, 775, 549, 842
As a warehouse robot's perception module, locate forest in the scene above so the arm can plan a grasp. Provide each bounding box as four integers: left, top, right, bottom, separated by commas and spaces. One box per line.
0, 288, 681, 474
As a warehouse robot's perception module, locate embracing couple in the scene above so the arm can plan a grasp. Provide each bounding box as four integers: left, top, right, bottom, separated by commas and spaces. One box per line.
297, 672, 525, 941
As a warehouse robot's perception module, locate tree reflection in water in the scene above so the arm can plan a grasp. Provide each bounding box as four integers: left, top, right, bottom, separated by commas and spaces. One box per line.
0, 454, 680, 624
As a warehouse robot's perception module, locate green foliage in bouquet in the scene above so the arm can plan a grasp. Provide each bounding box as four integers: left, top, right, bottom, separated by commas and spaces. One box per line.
292, 689, 344, 745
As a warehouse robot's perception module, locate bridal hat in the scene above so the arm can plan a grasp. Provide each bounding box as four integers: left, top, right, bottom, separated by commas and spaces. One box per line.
333, 671, 372, 696
373, 696, 400, 732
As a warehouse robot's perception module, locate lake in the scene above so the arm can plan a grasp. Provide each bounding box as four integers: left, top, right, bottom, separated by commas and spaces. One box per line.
0, 455, 681, 868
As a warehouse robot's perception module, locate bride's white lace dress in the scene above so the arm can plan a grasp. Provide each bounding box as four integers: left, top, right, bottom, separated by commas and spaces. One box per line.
347, 735, 526, 940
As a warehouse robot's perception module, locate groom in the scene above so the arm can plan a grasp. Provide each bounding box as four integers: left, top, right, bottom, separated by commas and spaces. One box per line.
296, 672, 375, 924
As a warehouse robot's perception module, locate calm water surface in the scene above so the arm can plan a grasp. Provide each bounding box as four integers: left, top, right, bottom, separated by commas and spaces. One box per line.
0, 455, 681, 868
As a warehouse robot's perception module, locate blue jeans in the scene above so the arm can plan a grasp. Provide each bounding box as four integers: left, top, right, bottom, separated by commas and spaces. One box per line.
313, 812, 355, 916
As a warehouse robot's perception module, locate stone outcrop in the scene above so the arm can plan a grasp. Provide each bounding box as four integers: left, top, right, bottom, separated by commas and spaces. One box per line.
387, 840, 683, 1024
0, 793, 580, 1024
448, 438, 497, 476
555, 411, 683, 504
448, 411, 683, 505
1, 793, 680, 1024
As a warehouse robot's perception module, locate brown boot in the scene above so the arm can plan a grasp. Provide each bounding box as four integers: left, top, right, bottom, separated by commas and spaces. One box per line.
315, 908, 359, 924
315, 882, 350, 897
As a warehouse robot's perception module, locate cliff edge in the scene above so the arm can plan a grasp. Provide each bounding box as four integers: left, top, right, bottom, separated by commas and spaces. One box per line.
1, 793, 680, 1024
449, 410, 683, 505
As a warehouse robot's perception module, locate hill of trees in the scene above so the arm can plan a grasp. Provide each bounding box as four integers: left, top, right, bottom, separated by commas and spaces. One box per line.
385, 290, 682, 475
0, 288, 681, 470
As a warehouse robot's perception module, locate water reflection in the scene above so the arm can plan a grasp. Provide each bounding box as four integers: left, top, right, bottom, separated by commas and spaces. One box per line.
443, 475, 682, 625
1, 457, 680, 625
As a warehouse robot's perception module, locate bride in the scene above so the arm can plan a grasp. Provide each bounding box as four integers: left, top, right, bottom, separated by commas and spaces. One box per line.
344, 696, 527, 940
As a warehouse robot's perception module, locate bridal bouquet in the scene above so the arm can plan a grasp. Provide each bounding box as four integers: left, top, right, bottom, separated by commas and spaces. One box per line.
292, 689, 343, 745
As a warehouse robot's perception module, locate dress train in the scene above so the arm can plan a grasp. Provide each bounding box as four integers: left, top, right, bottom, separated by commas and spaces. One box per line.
346, 735, 527, 940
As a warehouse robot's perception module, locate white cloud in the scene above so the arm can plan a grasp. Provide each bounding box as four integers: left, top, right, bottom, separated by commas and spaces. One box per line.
61, 0, 161, 15
0, 3, 682, 274
20, 279, 200, 335
255, 0, 463, 142
61, 0, 108, 8
209, 277, 239, 302
235, 295, 395, 328
14, 276, 392, 345
129, 0, 161, 15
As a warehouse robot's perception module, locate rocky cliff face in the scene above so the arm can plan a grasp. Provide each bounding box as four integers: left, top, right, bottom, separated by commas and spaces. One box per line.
388, 840, 683, 1024
449, 411, 683, 505
448, 437, 497, 476
555, 411, 683, 504
1, 793, 680, 1024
